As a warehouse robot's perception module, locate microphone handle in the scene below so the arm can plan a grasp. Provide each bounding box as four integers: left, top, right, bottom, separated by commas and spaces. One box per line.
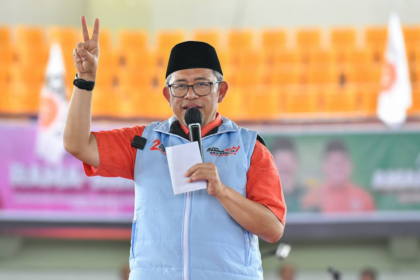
188, 123, 203, 162
260, 249, 277, 258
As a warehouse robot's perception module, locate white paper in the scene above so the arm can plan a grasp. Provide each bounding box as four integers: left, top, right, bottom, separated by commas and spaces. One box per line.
166, 142, 207, 195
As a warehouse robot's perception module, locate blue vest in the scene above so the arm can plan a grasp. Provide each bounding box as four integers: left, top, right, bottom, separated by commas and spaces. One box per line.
129, 116, 263, 280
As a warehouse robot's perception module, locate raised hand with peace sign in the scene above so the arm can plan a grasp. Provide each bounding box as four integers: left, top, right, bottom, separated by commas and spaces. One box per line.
73, 16, 100, 82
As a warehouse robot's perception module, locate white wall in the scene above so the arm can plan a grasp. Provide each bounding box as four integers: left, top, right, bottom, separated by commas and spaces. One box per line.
0, 0, 86, 27
147, 0, 420, 30
1, 0, 420, 30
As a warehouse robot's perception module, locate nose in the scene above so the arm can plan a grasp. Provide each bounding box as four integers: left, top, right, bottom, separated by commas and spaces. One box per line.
184, 86, 198, 100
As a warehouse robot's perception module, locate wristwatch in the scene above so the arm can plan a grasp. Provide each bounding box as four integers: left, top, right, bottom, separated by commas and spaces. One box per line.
73, 74, 95, 91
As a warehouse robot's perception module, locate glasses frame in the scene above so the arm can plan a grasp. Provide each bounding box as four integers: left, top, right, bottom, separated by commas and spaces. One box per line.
167, 81, 223, 98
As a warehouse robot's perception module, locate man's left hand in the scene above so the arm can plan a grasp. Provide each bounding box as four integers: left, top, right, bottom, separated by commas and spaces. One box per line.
185, 163, 227, 199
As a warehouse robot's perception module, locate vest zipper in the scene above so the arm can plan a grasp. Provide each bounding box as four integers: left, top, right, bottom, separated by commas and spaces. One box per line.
155, 125, 238, 278
183, 191, 192, 280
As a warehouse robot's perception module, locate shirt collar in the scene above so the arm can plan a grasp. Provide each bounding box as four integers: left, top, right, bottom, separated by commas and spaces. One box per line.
179, 112, 223, 137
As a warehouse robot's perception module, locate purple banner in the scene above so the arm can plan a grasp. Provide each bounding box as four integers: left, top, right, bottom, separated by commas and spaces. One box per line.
0, 122, 134, 222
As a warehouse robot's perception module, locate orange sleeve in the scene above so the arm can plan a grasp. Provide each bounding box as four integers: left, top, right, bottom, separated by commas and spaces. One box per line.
246, 141, 287, 225
362, 189, 375, 211
82, 125, 146, 180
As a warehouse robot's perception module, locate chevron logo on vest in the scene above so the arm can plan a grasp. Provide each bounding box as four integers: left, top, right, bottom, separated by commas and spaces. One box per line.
207, 146, 241, 157
150, 139, 166, 155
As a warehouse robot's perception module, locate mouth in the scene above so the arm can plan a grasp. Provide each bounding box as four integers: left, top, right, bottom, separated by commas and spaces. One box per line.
182, 104, 203, 111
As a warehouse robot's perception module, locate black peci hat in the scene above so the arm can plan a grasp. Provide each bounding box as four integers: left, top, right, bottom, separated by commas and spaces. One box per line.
165, 41, 223, 78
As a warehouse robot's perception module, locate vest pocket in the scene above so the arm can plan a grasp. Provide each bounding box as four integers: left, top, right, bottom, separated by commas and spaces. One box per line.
244, 230, 251, 266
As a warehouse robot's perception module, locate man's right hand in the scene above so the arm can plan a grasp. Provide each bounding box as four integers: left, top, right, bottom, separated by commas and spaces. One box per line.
73, 16, 100, 82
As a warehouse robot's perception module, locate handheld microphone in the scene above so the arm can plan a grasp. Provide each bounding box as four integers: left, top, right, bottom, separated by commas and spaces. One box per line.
260, 243, 291, 259
184, 108, 203, 161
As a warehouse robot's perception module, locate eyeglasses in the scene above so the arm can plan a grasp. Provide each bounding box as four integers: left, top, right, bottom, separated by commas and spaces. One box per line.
167, 81, 223, 98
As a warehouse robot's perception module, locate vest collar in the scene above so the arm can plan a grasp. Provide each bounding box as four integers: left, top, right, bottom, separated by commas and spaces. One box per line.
153, 116, 239, 138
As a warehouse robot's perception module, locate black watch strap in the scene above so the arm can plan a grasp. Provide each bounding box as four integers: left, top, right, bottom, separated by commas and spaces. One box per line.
73, 74, 95, 91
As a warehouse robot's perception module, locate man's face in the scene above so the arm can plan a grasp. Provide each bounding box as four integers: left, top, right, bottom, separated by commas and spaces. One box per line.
361, 274, 375, 280
163, 68, 228, 127
323, 151, 353, 187
273, 150, 298, 193
279, 266, 295, 280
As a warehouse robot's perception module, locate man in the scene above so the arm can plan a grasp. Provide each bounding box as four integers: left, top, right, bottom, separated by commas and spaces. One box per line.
302, 139, 374, 213
64, 16, 286, 280
272, 138, 305, 212
277, 264, 296, 280
121, 265, 130, 280
360, 268, 377, 280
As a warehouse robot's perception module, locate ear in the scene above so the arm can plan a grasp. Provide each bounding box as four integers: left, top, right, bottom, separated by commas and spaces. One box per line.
163, 86, 171, 105
217, 81, 229, 103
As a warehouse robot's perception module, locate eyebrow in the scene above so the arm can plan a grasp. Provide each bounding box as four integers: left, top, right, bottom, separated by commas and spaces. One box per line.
194, 77, 211, 81
173, 77, 211, 83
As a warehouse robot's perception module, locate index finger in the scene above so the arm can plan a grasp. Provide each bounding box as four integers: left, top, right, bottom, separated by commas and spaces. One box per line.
81, 16, 90, 42
185, 164, 201, 177
185, 163, 209, 177
92, 18, 100, 42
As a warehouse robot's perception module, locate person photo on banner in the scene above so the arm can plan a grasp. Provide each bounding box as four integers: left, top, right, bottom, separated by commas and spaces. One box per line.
302, 139, 375, 213
63, 16, 286, 280
271, 138, 307, 213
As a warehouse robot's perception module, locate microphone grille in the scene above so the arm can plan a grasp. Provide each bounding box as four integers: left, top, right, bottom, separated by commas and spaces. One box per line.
184, 108, 203, 126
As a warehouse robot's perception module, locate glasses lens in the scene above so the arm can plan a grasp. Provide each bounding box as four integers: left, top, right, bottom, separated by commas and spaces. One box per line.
193, 82, 211, 95
171, 84, 188, 97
